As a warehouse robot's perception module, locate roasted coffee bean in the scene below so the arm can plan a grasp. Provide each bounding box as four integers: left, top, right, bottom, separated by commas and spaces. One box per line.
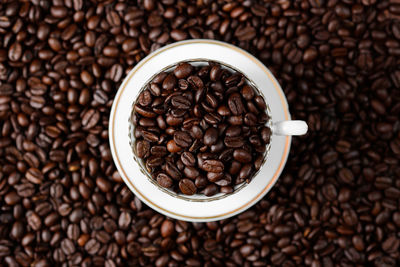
179, 179, 196, 195
174, 63, 193, 79
203, 184, 218, 196
135, 105, 157, 118
195, 176, 208, 189
173, 131, 192, 148
171, 95, 191, 109
233, 149, 252, 163
183, 166, 199, 179
239, 164, 253, 180
244, 113, 257, 126
181, 152, 196, 167
157, 173, 173, 188
228, 93, 245, 115
201, 160, 224, 173
224, 136, 245, 148
136, 140, 150, 158
204, 113, 222, 124
207, 172, 224, 182
162, 74, 177, 90
203, 127, 219, 146
227, 115, 243, 125
141, 130, 159, 142
165, 162, 182, 180
241, 85, 255, 100
166, 140, 182, 153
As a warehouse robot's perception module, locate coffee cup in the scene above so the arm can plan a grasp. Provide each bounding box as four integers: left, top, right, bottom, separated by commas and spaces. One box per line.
109, 40, 307, 222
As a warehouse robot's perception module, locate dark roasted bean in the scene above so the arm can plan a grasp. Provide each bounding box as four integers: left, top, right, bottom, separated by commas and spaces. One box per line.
179, 179, 196, 195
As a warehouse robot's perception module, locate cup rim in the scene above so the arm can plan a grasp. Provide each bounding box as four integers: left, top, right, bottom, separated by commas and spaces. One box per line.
109, 39, 292, 221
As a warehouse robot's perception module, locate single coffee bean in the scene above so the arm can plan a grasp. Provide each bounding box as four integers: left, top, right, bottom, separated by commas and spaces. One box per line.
171, 95, 191, 109
166, 140, 182, 153
141, 130, 159, 142
135, 105, 157, 118
261, 127, 271, 143
174, 62, 193, 79
228, 115, 243, 125
228, 93, 245, 115
217, 105, 231, 116
201, 160, 224, 173
233, 149, 252, 163
150, 146, 167, 157
181, 152, 196, 166
203, 184, 218, 196
195, 175, 208, 189
210, 139, 224, 153
173, 131, 193, 148
203, 127, 219, 146
183, 166, 199, 179
162, 74, 177, 90
244, 113, 257, 126
239, 164, 253, 180
241, 85, 255, 100
204, 113, 222, 125
190, 125, 203, 139
157, 173, 173, 188
224, 136, 244, 148
179, 179, 196, 195
207, 172, 224, 182
165, 162, 182, 180
225, 126, 242, 137
136, 140, 150, 158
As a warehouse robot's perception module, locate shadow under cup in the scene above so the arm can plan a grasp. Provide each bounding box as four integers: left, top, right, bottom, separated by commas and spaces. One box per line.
129, 59, 272, 202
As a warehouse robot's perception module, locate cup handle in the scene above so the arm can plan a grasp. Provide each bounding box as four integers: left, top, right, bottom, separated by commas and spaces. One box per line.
272, 120, 308, 136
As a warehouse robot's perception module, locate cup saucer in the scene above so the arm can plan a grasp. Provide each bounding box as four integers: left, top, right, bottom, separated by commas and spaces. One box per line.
109, 39, 291, 222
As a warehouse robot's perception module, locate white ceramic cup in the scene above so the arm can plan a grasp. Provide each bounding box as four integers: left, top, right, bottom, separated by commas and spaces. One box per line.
109, 40, 307, 222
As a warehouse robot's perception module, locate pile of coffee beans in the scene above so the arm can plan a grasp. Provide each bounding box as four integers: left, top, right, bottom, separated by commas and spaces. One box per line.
1, 0, 400, 266
132, 61, 271, 196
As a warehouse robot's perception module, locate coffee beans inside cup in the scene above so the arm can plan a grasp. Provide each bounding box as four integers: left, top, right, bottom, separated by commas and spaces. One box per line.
131, 61, 271, 196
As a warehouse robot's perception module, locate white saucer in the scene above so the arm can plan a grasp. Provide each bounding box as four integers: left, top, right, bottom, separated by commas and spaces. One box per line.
109, 40, 291, 222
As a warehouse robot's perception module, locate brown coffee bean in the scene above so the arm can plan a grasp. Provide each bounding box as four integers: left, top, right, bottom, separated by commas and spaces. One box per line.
174, 63, 193, 79
239, 164, 252, 180
136, 140, 150, 158
179, 179, 196, 195
224, 136, 244, 148
183, 166, 200, 179
167, 140, 182, 153
26, 168, 43, 184
233, 149, 252, 163
166, 162, 182, 180
171, 95, 191, 109
157, 173, 173, 188
203, 127, 219, 146
160, 220, 175, 238
174, 131, 192, 148
201, 160, 224, 173
181, 152, 196, 166
203, 184, 218, 196
162, 74, 177, 91
207, 172, 224, 182
228, 93, 245, 115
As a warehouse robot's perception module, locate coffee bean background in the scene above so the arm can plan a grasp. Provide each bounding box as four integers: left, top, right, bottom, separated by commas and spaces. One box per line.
1, 0, 400, 266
